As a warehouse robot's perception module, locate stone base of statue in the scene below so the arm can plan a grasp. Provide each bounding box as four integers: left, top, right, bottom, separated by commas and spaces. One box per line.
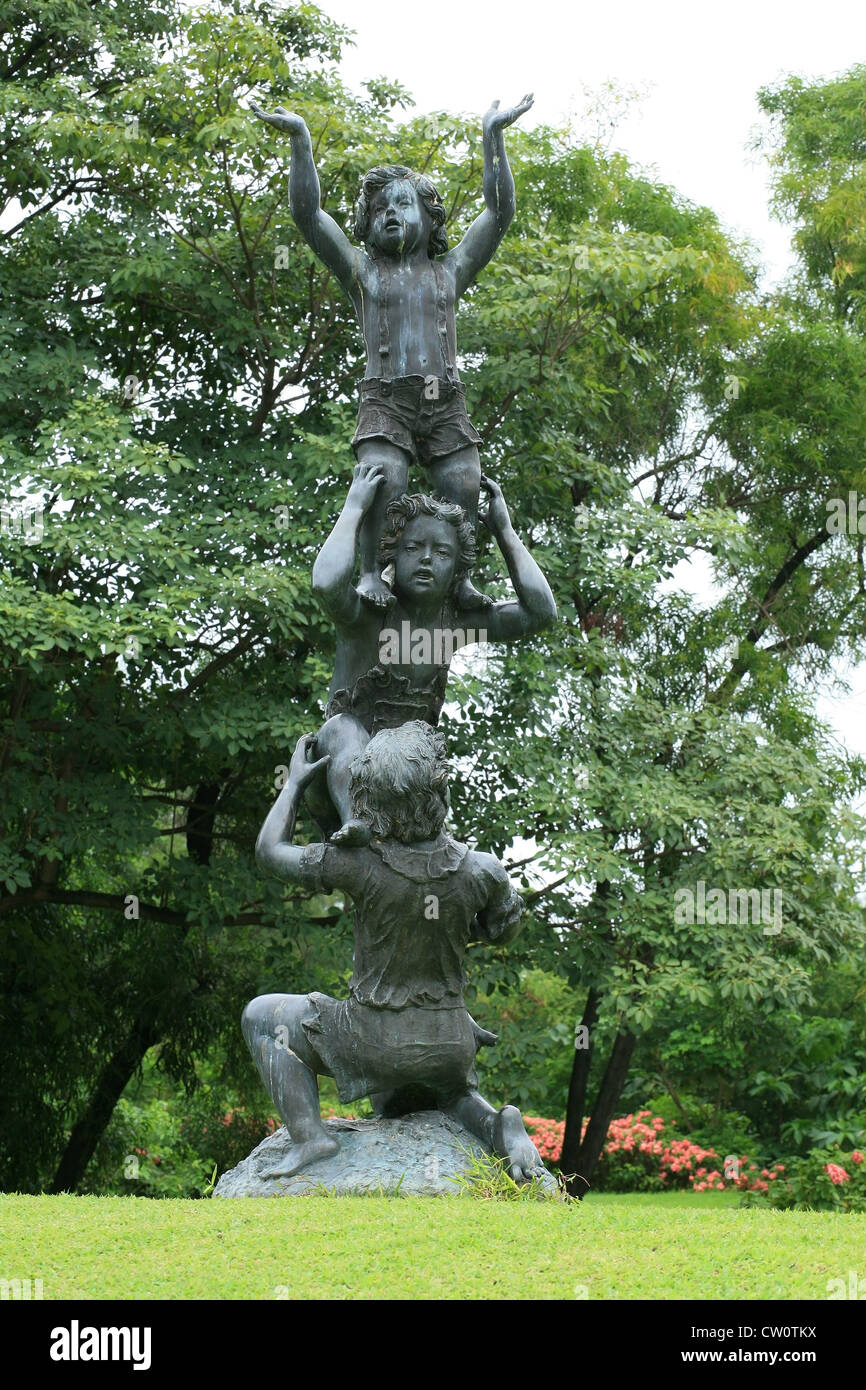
212, 1109, 559, 1198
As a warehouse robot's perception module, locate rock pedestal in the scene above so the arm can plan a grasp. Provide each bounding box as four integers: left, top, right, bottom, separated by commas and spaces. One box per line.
213, 1109, 558, 1198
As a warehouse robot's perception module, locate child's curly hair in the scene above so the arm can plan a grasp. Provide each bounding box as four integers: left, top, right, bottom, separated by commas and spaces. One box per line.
353, 165, 448, 257
379, 493, 476, 599
349, 721, 449, 843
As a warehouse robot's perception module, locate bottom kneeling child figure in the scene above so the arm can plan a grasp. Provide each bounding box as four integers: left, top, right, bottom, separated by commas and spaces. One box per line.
246, 719, 546, 1184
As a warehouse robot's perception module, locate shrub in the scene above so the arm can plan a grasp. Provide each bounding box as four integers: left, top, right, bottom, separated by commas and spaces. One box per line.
472, 970, 579, 1114
522, 1115, 564, 1162
180, 1102, 279, 1177
84, 1098, 215, 1198
741, 1148, 866, 1213
524, 1109, 781, 1195
641, 1092, 762, 1164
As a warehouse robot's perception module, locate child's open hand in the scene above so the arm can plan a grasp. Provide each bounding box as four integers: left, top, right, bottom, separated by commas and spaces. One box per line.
249, 101, 308, 137
483, 94, 534, 135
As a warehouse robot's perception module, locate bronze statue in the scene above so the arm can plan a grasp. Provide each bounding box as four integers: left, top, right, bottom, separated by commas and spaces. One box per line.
251, 94, 534, 609
249, 721, 546, 1183
305, 463, 555, 842
236, 96, 560, 1191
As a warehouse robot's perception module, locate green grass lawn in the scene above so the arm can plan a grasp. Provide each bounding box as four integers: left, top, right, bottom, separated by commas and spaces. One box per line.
1, 1190, 862, 1301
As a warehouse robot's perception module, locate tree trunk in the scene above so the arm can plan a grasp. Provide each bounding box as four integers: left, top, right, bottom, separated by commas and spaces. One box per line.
559, 986, 600, 1182
571, 1027, 637, 1195
50, 1016, 161, 1193
185, 779, 222, 866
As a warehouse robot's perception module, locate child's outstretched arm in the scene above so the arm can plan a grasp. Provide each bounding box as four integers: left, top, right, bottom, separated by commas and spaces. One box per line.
255, 735, 330, 881
250, 104, 360, 293
447, 93, 533, 297
311, 459, 384, 626
461, 475, 556, 642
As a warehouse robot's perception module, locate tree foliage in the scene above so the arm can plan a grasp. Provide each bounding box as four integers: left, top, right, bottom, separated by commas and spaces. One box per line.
2, 1, 864, 1193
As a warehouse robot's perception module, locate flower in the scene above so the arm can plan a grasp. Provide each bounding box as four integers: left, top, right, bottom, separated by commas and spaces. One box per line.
825, 1162, 850, 1185
524, 1110, 793, 1198
850, 1151, 864, 1165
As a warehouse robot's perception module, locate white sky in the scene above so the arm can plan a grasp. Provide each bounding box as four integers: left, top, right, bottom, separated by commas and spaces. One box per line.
320, 0, 866, 776
321, 0, 866, 286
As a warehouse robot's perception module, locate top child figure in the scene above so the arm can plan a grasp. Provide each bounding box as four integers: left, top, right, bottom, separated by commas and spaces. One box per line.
251, 92, 534, 610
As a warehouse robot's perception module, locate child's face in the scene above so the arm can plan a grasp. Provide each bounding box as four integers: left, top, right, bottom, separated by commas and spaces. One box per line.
393, 516, 458, 603
368, 179, 431, 256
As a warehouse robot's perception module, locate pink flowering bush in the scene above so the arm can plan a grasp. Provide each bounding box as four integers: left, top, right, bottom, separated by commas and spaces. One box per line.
741, 1148, 866, 1213
524, 1110, 780, 1194
180, 1104, 279, 1175
522, 1116, 565, 1161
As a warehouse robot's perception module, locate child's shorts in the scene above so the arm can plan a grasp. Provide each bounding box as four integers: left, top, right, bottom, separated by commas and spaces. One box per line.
351, 375, 482, 465
302, 992, 478, 1104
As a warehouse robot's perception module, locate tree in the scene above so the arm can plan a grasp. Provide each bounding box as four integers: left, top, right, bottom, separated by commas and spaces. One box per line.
448, 78, 866, 1188
3, 3, 864, 1197
756, 63, 866, 330
1, 0, 369, 1191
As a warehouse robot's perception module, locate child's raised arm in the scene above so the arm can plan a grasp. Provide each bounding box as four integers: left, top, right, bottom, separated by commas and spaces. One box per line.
460, 475, 557, 642
311, 460, 385, 627
447, 93, 533, 298
251, 104, 361, 293
255, 735, 330, 881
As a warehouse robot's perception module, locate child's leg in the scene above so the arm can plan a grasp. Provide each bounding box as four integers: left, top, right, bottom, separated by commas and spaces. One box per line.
448, 1090, 546, 1182
241, 993, 339, 1179
448, 1089, 496, 1148
306, 714, 370, 844
355, 439, 409, 607
426, 444, 480, 529
425, 446, 491, 609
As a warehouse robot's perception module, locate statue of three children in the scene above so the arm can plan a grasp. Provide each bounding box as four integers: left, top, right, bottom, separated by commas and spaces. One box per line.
245, 93, 558, 1184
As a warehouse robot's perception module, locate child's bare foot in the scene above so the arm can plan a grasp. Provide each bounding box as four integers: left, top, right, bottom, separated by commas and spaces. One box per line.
494, 1104, 546, 1182
331, 819, 371, 846
254, 1133, 339, 1180
455, 576, 493, 610
357, 571, 395, 609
